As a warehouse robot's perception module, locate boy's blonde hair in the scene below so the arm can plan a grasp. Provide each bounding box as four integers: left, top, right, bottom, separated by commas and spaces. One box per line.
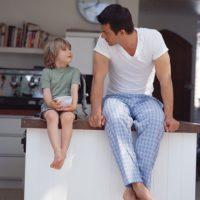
43, 38, 71, 67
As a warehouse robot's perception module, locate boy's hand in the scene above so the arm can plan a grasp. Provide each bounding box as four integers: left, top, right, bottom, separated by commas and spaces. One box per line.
58, 104, 77, 112
48, 100, 62, 110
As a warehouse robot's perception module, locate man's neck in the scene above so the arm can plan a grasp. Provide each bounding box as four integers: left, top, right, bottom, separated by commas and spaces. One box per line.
120, 30, 137, 56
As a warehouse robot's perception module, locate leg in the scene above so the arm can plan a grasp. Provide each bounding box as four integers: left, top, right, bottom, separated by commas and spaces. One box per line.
43, 110, 61, 169
58, 111, 75, 168
103, 97, 142, 199
123, 187, 138, 200
132, 183, 153, 200
131, 97, 164, 199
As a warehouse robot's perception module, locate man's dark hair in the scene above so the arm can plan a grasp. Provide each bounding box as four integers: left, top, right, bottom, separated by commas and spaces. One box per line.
97, 4, 134, 34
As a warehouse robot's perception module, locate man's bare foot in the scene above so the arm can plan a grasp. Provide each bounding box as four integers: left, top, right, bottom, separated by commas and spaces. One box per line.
132, 182, 153, 200
123, 188, 138, 200
50, 151, 66, 169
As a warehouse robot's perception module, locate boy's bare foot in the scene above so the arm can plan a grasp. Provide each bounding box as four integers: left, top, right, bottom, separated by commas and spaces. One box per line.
123, 188, 138, 200
50, 151, 66, 169
132, 182, 153, 200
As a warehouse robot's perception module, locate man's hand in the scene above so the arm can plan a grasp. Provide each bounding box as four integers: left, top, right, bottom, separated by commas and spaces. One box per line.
164, 117, 180, 132
89, 113, 105, 128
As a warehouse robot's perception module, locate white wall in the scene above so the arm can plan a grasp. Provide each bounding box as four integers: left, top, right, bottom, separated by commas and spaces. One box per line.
0, 0, 139, 69
0, 0, 139, 36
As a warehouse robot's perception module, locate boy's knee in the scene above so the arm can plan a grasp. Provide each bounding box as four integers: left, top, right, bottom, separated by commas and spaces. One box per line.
60, 112, 75, 123
46, 111, 59, 122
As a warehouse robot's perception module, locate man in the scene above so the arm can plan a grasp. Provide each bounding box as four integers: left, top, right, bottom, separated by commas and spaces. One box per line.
89, 4, 179, 200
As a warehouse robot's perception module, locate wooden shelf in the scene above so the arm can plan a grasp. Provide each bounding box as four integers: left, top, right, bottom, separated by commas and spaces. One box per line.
65, 29, 100, 38
0, 47, 43, 54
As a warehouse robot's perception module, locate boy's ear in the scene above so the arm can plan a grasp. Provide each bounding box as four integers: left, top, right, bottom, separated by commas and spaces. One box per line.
48, 42, 55, 54
46, 54, 54, 66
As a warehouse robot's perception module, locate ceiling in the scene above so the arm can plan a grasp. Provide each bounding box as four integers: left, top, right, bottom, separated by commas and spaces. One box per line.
140, 0, 200, 15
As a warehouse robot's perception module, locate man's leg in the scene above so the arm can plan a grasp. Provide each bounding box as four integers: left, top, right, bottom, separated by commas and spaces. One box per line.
130, 96, 164, 199
103, 97, 143, 186
123, 188, 138, 200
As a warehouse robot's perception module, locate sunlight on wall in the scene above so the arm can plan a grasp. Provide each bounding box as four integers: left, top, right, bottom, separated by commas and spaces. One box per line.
195, 32, 200, 108
42, 185, 68, 200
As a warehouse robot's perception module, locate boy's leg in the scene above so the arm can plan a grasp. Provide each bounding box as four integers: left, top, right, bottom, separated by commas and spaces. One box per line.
43, 110, 61, 169
60, 112, 75, 154
55, 111, 75, 168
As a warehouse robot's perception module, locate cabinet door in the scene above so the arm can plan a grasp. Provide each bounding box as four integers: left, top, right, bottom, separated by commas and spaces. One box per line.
0, 117, 25, 188
66, 37, 97, 74
0, 157, 25, 188
0, 117, 25, 156
0, 118, 25, 134
0, 137, 24, 155
0, 157, 25, 178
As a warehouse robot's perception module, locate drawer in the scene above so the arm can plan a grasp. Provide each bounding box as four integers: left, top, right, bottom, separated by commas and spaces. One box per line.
0, 157, 25, 178
0, 118, 25, 134
0, 137, 24, 155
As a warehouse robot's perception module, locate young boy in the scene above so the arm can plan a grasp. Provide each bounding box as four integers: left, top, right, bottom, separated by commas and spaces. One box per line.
41, 38, 80, 169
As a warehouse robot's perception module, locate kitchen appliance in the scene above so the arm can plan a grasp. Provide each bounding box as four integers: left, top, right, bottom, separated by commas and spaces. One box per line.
0, 67, 43, 110
0, 67, 92, 115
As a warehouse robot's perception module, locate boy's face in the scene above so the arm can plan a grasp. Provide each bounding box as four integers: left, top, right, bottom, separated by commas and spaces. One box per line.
56, 47, 72, 67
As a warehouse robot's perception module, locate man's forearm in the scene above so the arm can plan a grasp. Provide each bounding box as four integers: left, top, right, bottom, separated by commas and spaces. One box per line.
160, 79, 174, 119
90, 79, 104, 114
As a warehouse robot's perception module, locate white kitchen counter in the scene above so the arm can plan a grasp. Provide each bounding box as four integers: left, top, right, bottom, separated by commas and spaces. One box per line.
22, 118, 200, 200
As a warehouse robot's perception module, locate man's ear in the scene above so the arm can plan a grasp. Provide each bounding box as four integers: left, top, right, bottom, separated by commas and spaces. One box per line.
119, 29, 126, 35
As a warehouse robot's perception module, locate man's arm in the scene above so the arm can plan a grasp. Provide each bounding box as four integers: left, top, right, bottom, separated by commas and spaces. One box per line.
89, 52, 109, 127
154, 52, 180, 132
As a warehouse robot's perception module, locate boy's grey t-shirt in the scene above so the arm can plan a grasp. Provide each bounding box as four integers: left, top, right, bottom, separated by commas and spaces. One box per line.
41, 66, 80, 98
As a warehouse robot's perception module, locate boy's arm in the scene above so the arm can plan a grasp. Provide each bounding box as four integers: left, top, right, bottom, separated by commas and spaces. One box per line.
61, 84, 79, 112
43, 88, 61, 110
70, 84, 79, 110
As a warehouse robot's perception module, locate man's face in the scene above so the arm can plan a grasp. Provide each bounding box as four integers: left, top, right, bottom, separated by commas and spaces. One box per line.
101, 24, 119, 46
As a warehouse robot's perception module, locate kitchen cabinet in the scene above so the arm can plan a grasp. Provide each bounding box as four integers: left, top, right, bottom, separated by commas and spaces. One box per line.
65, 30, 99, 74
0, 116, 25, 189
0, 47, 43, 69
65, 31, 100, 116
65, 30, 108, 99
22, 119, 200, 200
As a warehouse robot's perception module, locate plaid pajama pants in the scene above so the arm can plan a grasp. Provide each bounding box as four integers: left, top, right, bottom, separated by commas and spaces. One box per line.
102, 93, 164, 189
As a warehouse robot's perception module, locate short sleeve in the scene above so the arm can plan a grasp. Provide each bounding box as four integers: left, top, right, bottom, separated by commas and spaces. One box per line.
41, 68, 51, 89
71, 68, 81, 86
152, 30, 168, 60
94, 35, 111, 58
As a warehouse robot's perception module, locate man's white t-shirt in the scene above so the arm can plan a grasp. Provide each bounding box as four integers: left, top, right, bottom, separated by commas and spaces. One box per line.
94, 27, 168, 96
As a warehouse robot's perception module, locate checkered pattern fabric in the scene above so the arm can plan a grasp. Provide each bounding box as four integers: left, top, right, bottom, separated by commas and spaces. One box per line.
103, 94, 164, 189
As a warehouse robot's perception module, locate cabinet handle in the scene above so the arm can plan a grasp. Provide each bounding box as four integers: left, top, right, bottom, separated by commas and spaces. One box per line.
0, 133, 24, 137
0, 153, 24, 158
0, 177, 22, 182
